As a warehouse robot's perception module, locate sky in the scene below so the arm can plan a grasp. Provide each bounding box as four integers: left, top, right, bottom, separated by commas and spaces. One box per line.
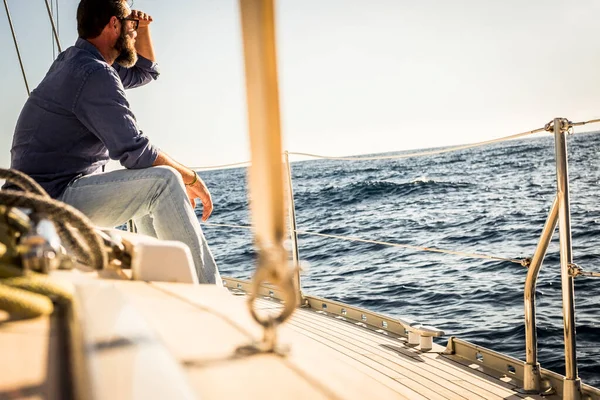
2, 0, 600, 169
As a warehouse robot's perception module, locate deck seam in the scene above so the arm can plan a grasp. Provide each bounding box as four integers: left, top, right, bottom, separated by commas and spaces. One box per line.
286, 306, 541, 400
284, 316, 475, 400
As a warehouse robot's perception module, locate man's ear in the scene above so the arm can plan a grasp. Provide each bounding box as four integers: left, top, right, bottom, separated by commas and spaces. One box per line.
109, 16, 119, 31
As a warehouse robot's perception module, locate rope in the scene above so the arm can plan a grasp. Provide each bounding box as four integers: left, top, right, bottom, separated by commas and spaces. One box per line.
0, 169, 92, 318
201, 221, 524, 265
0, 168, 106, 318
0, 168, 107, 270
0, 168, 47, 195
0, 169, 89, 263
0, 263, 72, 318
288, 127, 546, 161
0, 283, 53, 317
0, 190, 107, 270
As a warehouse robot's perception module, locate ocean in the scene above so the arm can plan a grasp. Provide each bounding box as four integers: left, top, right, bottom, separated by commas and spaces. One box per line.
198, 131, 600, 387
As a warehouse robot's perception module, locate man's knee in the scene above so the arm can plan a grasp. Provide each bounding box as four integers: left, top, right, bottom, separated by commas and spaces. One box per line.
150, 166, 184, 187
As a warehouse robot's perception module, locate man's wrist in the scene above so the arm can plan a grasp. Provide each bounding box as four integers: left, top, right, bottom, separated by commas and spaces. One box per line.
184, 170, 198, 186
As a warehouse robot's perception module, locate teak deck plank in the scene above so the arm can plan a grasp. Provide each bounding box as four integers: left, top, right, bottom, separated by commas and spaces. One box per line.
284, 316, 468, 400
118, 282, 407, 399
257, 296, 554, 400
147, 282, 554, 400
0, 312, 61, 400
151, 282, 419, 399
284, 305, 525, 400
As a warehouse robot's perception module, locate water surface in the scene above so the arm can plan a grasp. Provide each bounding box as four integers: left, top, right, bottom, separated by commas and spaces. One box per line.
200, 132, 600, 386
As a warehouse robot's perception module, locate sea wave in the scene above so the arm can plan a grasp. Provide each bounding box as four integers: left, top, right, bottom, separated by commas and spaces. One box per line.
296, 179, 474, 208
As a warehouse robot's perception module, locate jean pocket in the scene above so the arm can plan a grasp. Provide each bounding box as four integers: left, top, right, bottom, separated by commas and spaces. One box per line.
66, 173, 83, 188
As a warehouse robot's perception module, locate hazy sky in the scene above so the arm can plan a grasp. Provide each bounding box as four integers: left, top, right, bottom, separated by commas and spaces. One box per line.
2, 0, 600, 169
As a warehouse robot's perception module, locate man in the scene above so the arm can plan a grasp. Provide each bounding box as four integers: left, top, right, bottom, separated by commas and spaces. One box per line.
5, 0, 221, 285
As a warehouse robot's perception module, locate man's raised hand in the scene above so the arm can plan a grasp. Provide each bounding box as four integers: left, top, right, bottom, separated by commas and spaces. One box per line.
130, 10, 153, 28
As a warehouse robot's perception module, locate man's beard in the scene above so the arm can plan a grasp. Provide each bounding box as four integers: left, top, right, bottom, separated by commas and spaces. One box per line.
114, 29, 138, 68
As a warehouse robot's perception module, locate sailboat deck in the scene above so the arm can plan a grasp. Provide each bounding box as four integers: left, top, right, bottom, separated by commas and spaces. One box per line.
2, 273, 568, 400
130, 282, 559, 400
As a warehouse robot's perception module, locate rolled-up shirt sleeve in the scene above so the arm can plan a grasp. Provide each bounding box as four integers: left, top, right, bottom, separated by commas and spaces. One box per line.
73, 66, 159, 169
113, 55, 160, 89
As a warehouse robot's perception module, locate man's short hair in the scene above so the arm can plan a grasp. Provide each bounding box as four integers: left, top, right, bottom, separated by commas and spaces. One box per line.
77, 0, 130, 39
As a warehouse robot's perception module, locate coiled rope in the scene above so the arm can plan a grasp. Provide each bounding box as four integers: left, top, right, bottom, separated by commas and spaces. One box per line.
0, 169, 107, 270
200, 221, 527, 266
0, 168, 106, 318
0, 263, 72, 318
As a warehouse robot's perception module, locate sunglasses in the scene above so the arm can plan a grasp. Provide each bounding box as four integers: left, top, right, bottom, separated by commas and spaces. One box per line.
119, 17, 139, 31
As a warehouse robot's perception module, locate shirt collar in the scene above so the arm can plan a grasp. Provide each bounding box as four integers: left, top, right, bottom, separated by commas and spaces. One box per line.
75, 38, 105, 61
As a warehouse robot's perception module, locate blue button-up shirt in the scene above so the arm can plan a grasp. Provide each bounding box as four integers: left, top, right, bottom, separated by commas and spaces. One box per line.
6, 38, 160, 198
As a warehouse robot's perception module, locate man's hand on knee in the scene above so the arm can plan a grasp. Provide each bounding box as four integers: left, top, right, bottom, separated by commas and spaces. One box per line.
151, 152, 213, 220
185, 175, 213, 221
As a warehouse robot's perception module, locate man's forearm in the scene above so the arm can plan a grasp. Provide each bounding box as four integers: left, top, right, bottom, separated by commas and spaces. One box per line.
153, 151, 196, 184
135, 26, 156, 62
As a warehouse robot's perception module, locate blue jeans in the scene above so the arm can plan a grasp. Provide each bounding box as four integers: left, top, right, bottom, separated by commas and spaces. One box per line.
58, 166, 222, 285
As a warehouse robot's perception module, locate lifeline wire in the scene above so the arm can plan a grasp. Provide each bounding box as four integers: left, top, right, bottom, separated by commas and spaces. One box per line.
202, 221, 254, 231
571, 118, 600, 129
287, 127, 546, 161
197, 118, 600, 263
189, 125, 547, 169
190, 118, 600, 169
191, 161, 251, 170
579, 271, 600, 278
201, 222, 524, 265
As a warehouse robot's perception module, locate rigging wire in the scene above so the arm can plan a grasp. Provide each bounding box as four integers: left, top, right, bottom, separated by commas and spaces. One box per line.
43, 0, 61, 53
3, 0, 30, 96
50, 0, 59, 59
56, 0, 59, 51
50, 0, 54, 59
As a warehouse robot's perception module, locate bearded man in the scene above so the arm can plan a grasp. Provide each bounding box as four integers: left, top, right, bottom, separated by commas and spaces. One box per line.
5, 0, 221, 285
